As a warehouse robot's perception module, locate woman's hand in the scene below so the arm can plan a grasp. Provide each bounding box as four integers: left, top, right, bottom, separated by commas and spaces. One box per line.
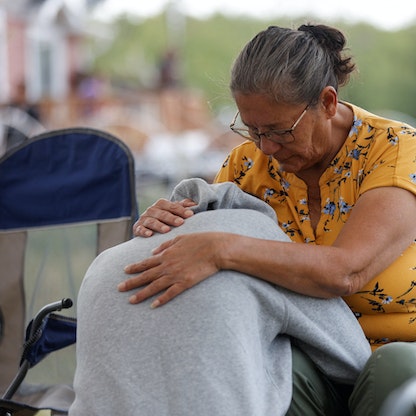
134, 198, 196, 237
119, 232, 223, 308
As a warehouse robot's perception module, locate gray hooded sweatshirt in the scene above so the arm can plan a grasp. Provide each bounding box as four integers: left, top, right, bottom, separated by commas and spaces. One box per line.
69, 178, 371, 416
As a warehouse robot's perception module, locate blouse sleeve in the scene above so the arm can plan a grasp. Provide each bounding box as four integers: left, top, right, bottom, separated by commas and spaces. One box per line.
359, 125, 416, 197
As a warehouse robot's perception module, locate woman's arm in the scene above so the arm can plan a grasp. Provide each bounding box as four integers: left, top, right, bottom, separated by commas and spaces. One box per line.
222, 186, 416, 297
121, 186, 416, 306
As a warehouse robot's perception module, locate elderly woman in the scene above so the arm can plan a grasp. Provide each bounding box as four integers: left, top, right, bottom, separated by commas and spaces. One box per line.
121, 25, 416, 415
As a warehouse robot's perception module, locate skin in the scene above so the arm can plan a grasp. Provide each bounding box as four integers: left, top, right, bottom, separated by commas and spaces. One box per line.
120, 87, 416, 308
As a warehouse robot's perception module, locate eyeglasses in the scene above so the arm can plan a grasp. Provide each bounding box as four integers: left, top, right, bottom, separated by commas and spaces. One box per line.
229, 104, 309, 145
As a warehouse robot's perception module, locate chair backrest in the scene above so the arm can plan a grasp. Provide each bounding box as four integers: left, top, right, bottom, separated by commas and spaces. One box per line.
0, 127, 138, 394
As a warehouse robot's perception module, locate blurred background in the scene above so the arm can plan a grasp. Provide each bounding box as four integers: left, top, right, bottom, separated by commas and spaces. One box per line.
1, 0, 416, 211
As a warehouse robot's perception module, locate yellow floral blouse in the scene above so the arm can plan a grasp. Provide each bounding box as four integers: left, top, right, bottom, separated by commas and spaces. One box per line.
214, 103, 416, 350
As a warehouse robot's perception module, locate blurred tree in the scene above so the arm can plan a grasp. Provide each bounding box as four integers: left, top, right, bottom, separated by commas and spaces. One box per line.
342, 23, 416, 117
89, 11, 416, 119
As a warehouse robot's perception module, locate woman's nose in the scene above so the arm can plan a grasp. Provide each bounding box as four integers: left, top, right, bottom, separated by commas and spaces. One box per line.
259, 137, 282, 155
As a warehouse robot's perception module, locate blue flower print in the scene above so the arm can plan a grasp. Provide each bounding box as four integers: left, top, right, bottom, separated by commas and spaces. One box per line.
400, 127, 416, 138
323, 199, 336, 215
349, 117, 362, 136
264, 188, 275, 199
339, 197, 352, 214
410, 172, 416, 183
281, 178, 290, 191
388, 135, 399, 145
382, 296, 393, 305
244, 158, 254, 169
349, 148, 361, 160
386, 127, 399, 146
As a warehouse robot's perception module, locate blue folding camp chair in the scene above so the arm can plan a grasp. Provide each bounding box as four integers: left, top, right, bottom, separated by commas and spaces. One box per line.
0, 127, 138, 415
0, 299, 76, 416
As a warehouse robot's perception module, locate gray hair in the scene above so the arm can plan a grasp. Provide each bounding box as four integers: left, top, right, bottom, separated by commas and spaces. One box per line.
230, 24, 356, 105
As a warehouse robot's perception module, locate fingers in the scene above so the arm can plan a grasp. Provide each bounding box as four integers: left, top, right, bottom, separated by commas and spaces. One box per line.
179, 198, 198, 208
149, 285, 185, 309
133, 198, 195, 237
119, 262, 188, 308
151, 239, 174, 255
119, 233, 218, 309
128, 278, 186, 308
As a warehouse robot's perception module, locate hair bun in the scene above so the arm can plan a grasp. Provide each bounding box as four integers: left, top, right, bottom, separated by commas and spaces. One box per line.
298, 24, 344, 52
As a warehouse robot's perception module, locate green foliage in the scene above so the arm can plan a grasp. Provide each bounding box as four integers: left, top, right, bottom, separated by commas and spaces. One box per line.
92, 14, 169, 83
90, 12, 416, 119
342, 23, 416, 117
184, 15, 278, 110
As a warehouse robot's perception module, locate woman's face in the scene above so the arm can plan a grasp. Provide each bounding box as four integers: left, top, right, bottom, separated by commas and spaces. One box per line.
233, 92, 335, 175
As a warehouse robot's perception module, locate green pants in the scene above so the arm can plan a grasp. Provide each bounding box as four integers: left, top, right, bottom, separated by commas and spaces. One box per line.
286, 342, 416, 416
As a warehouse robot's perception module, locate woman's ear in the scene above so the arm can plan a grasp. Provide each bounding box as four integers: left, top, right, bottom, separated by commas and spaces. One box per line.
320, 86, 338, 118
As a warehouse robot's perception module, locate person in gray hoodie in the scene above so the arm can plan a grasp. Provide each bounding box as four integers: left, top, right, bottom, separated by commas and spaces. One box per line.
69, 178, 370, 416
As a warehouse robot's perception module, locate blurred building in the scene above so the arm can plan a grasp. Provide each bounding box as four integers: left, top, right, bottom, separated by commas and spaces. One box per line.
0, 0, 88, 105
